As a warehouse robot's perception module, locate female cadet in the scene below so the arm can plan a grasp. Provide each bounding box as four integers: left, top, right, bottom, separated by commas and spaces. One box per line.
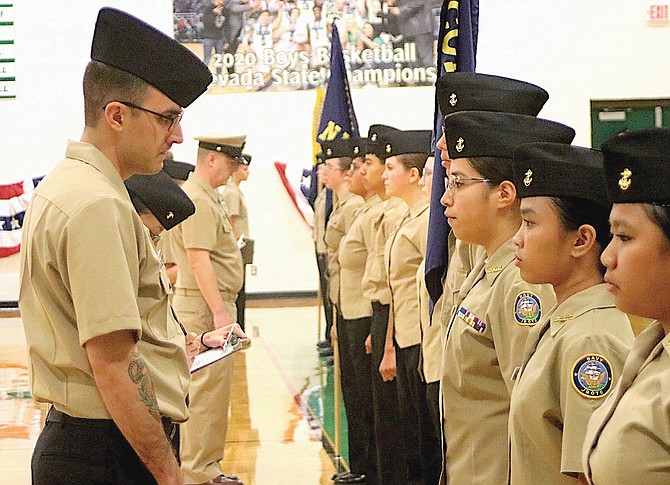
379, 128, 441, 485
439, 110, 575, 484
582, 129, 670, 485
508, 142, 634, 485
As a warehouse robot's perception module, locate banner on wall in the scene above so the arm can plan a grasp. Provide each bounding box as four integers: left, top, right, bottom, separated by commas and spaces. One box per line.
174, 0, 441, 93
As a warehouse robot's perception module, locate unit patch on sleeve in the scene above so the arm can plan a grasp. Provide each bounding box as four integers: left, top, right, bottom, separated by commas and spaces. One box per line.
514, 291, 541, 325
571, 354, 613, 399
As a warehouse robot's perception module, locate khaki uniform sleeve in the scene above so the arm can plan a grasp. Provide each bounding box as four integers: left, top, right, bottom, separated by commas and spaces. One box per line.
64, 197, 143, 345
559, 327, 632, 474
222, 186, 241, 218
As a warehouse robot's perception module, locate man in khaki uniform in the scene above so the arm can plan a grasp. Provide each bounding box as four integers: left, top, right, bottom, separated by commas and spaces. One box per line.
170, 134, 245, 485
440, 111, 575, 484
19, 7, 212, 484
221, 151, 252, 330
334, 137, 383, 484
360, 125, 408, 484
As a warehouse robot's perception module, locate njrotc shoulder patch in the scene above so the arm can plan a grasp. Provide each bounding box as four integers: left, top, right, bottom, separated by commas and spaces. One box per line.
514, 291, 541, 325
457, 306, 487, 333
571, 354, 613, 399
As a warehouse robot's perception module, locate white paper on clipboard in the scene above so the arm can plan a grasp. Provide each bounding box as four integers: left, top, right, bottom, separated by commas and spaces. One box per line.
190, 334, 250, 373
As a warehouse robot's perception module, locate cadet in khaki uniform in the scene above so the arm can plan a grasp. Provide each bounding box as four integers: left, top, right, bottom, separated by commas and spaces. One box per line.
171, 135, 246, 485
221, 152, 252, 331
322, 138, 364, 334
334, 137, 382, 485
19, 8, 212, 484
508, 143, 634, 485
379, 128, 441, 484
439, 111, 575, 484
359, 126, 408, 485
582, 129, 670, 485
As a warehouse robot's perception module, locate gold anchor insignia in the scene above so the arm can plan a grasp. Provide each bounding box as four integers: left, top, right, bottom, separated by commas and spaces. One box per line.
166, 211, 174, 219
385, 144, 392, 153
326, 148, 332, 156
619, 168, 632, 191
354, 146, 359, 154
371, 133, 377, 141
524, 169, 533, 187
449, 93, 458, 106
455, 137, 464, 153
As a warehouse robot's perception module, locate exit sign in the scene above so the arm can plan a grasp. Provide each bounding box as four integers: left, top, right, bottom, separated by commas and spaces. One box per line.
648, 4, 669, 21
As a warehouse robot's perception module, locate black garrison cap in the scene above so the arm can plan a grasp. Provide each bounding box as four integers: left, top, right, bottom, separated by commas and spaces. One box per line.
125, 171, 195, 230
315, 152, 325, 165
513, 143, 608, 207
350, 137, 368, 158
444, 111, 576, 159
366, 124, 399, 159
162, 160, 194, 181
601, 128, 670, 204
436, 72, 549, 116
377, 129, 433, 157
321, 138, 357, 160
91, 8, 212, 107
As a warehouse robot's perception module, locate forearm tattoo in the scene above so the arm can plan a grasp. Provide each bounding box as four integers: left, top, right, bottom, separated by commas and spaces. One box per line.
128, 350, 161, 421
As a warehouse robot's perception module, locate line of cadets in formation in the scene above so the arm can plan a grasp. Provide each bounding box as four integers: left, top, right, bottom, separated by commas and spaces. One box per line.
312, 71, 670, 485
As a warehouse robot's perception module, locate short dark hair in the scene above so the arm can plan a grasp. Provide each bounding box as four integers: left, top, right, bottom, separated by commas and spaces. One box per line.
550, 197, 612, 274
396, 153, 428, 172
644, 204, 670, 242
468, 156, 514, 185
83, 60, 149, 127
335, 157, 353, 170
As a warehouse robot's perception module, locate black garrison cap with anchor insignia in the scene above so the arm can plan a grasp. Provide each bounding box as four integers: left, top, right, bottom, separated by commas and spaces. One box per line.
601, 128, 670, 204
376, 129, 433, 157
91, 7, 212, 107
436, 72, 549, 116
443, 111, 576, 159
513, 142, 609, 207
320, 138, 357, 160
367, 125, 399, 159
125, 170, 195, 230
162, 160, 194, 181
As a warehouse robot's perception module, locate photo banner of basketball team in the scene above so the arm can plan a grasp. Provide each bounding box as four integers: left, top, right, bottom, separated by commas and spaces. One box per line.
173, 0, 441, 93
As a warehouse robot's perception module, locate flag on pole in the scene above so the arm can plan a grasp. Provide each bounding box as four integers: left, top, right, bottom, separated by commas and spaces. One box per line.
425, 0, 479, 309
0, 176, 43, 258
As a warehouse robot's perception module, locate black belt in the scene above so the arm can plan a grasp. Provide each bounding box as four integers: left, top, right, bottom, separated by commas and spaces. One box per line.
47, 407, 176, 441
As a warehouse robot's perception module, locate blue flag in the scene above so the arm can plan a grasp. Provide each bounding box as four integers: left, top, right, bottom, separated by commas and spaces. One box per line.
315, 23, 360, 222
425, 0, 479, 310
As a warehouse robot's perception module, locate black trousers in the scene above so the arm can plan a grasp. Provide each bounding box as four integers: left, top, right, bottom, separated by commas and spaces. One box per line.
32, 408, 177, 484
370, 302, 407, 485
336, 312, 376, 478
316, 252, 333, 342
235, 274, 246, 331
395, 344, 442, 485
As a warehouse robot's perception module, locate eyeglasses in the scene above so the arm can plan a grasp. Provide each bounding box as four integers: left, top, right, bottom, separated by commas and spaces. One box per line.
444, 174, 491, 195
105, 101, 184, 131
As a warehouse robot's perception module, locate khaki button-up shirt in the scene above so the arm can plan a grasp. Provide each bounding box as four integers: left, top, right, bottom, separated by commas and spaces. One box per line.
442, 239, 556, 484
417, 259, 443, 383
19, 140, 190, 421
221, 180, 249, 238
385, 199, 429, 348
509, 284, 634, 485
362, 197, 407, 304
324, 191, 364, 306
582, 321, 670, 485
171, 172, 243, 298
338, 195, 382, 319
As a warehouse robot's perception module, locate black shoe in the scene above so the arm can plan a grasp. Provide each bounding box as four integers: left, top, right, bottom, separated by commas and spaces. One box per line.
318, 346, 334, 357
334, 473, 367, 484
317, 339, 331, 349
331, 471, 350, 480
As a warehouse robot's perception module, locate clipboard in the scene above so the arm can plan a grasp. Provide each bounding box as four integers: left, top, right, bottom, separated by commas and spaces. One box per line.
190, 333, 250, 373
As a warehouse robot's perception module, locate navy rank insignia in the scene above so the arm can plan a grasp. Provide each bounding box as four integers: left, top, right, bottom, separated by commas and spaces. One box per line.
571, 354, 613, 399
514, 291, 541, 325
457, 306, 487, 333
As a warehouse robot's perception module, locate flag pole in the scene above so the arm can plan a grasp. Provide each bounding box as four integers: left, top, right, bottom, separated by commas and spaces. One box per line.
316, 275, 323, 342
332, 305, 342, 472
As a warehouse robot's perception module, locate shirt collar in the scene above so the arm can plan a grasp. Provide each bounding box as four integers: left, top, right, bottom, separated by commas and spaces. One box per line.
547, 283, 617, 336
65, 140, 128, 201
407, 198, 429, 218
482, 238, 517, 286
